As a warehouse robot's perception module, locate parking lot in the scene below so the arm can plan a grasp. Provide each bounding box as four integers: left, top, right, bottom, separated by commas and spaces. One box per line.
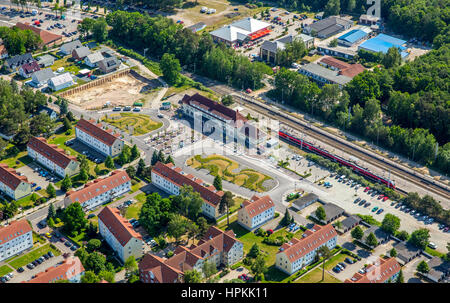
66, 138, 106, 164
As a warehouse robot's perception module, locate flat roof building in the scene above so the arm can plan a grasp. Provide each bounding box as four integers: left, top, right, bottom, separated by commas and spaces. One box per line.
358, 34, 409, 58
337, 28, 371, 46
304, 16, 353, 39
210, 18, 271, 46
298, 63, 352, 87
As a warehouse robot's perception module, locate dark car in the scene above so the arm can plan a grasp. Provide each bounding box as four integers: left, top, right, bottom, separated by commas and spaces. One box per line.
358, 199, 366, 206
70, 245, 78, 251
354, 198, 361, 203
344, 257, 354, 264
48, 251, 54, 258
332, 266, 341, 273
364, 202, 371, 208
32, 260, 38, 266
27, 264, 34, 269
0, 277, 5, 283
17, 267, 24, 273
338, 262, 347, 268
65, 241, 72, 247
35, 259, 42, 264
43, 254, 49, 260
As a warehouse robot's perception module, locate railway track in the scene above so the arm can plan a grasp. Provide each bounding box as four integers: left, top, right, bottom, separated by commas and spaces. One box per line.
212, 85, 450, 202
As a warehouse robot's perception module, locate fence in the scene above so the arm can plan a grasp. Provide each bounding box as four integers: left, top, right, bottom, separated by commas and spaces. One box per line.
58, 68, 133, 97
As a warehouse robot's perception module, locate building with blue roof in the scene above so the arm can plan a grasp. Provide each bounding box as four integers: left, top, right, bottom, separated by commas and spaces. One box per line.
358, 34, 409, 58
338, 29, 370, 46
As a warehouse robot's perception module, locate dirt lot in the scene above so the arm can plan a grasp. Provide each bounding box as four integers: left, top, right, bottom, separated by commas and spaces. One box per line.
66, 74, 159, 110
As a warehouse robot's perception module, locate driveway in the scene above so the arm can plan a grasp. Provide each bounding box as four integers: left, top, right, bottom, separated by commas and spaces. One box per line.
6, 255, 64, 283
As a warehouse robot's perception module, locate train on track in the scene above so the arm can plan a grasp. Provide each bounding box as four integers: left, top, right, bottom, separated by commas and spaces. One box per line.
279, 130, 396, 189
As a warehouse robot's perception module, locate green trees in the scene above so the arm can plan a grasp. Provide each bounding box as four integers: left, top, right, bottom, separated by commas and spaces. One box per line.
280, 209, 294, 227
351, 226, 364, 240
171, 185, 203, 220
81, 271, 99, 283
60, 176, 72, 192
396, 269, 404, 283
151, 151, 159, 166
86, 239, 101, 253
315, 206, 326, 221
85, 252, 107, 274
203, 260, 217, 280
382, 47, 402, 68
160, 53, 181, 85
139, 192, 172, 235
417, 260, 429, 273
46, 183, 56, 198
324, 0, 340, 17
219, 191, 234, 227
92, 18, 108, 41
221, 95, 234, 106
381, 214, 401, 234
167, 214, 189, 244
0, 26, 42, 55
409, 229, 430, 249
184, 270, 202, 283
276, 39, 307, 67
125, 166, 136, 179
251, 255, 267, 281
248, 243, 261, 258
390, 248, 398, 257
47, 203, 56, 220
213, 175, 222, 191
105, 156, 115, 169
365, 232, 378, 247
62, 203, 87, 236
316, 245, 331, 281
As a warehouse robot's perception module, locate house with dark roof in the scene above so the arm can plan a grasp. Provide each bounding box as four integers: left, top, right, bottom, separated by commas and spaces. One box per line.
72, 46, 91, 60
18, 60, 40, 78
276, 224, 338, 275
310, 202, 345, 225
260, 33, 314, 63
304, 16, 353, 39
75, 119, 124, 157
345, 257, 400, 283
36, 54, 55, 68
4, 53, 34, 71
420, 257, 450, 283
15, 22, 63, 47
151, 161, 224, 219
0, 163, 32, 201
64, 170, 131, 211
98, 206, 143, 263
31, 68, 55, 87
37, 105, 58, 120
291, 193, 319, 211
27, 137, 80, 178
84, 52, 104, 68
0, 219, 33, 261
359, 225, 390, 248
238, 195, 275, 230
339, 215, 362, 233
181, 93, 265, 148
25, 257, 85, 283
98, 56, 120, 74
392, 241, 422, 265
139, 226, 243, 283
60, 40, 83, 56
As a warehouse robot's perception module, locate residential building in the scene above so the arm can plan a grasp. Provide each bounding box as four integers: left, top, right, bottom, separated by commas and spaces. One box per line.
319, 56, 366, 78
392, 241, 421, 265
310, 202, 345, 224
358, 34, 409, 59
25, 257, 85, 283
84, 52, 105, 68
63, 170, 131, 211
360, 225, 390, 248
37, 105, 58, 120
339, 215, 362, 233
345, 257, 400, 283
27, 136, 80, 178
317, 45, 356, 59
98, 57, 120, 74
0, 219, 33, 262
15, 22, 63, 47
276, 224, 338, 275
60, 40, 83, 55
337, 28, 371, 46
151, 161, 224, 219
139, 226, 243, 283
290, 193, 319, 211
181, 93, 265, 147
18, 61, 40, 78
304, 16, 353, 39
72, 46, 91, 60
420, 257, 450, 283
238, 195, 275, 230
0, 44, 8, 59
210, 18, 271, 46
0, 163, 32, 200
31, 68, 55, 87
98, 206, 144, 263
36, 54, 55, 68
298, 63, 352, 88
48, 72, 74, 91
4, 53, 33, 71
75, 118, 124, 157
260, 34, 314, 63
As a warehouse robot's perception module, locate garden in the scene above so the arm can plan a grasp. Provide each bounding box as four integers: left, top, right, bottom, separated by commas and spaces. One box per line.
102, 113, 163, 136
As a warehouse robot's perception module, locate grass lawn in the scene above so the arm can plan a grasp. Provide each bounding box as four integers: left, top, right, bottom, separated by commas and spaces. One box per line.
0, 265, 13, 276
102, 113, 163, 136
295, 267, 342, 283
8, 244, 61, 269
188, 154, 273, 192
16, 193, 43, 209
33, 231, 47, 245
66, 230, 88, 247
130, 181, 145, 194
125, 192, 146, 219
324, 253, 347, 271
51, 56, 82, 75
0, 149, 32, 170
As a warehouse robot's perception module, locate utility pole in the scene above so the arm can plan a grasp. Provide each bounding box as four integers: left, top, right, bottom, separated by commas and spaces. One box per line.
143, 48, 149, 57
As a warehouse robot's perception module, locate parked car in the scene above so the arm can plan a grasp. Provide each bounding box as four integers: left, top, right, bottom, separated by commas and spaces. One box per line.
371, 206, 379, 212
48, 251, 54, 258
364, 202, 371, 208
70, 245, 78, 251
64, 241, 72, 247
345, 258, 355, 264
338, 262, 347, 268
354, 197, 361, 203
17, 267, 24, 273
428, 242, 437, 249
332, 266, 341, 273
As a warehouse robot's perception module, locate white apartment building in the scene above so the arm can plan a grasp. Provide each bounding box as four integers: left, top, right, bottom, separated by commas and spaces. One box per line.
27, 137, 80, 178
180, 93, 265, 148
151, 161, 224, 219
75, 119, 124, 157
98, 206, 144, 263
0, 163, 32, 200
63, 170, 131, 211
0, 219, 33, 261
276, 224, 338, 275
238, 195, 275, 230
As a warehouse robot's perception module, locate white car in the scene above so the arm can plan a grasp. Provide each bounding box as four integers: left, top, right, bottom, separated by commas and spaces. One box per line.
428, 242, 437, 249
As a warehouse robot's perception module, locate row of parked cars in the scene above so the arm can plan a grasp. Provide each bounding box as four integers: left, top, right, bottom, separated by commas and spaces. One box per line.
332, 257, 356, 273
363, 187, 389, 201
142, 235, 157, 247
113, 106, 141, 112
25, 251, 55, 272
333, 174, 362, 190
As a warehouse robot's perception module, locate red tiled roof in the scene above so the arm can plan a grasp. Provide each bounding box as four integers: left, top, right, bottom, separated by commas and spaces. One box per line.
338, 63, 366, 78
0, 44, 7, 56
25, 257, 85, 283
152, 162, 224, 207
241, 195, 274, 218
181, 93, 247, 123
27, 137, 78, 169
279, 224, 337, 263
319, 56, 351, 70
20, 60, 40, 75
345, 257, 400, 283
98, 205, 142, 247
15, 22, 62, 46
0, 163, 30, 190
139, 226, 241, 283
139, 254, 183, 283
0, 219, 32, 246
65, 170, 131, 205
76, 119, 121, 147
